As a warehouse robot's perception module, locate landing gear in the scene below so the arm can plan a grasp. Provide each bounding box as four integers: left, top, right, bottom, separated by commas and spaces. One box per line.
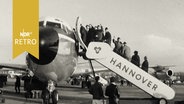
52, 90, 58, 104
42, 90, 50, 104
42, 80, 59, 104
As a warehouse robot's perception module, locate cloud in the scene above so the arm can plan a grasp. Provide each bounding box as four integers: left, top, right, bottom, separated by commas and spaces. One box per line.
146, 34, 172, 52
137, 34, 184, 66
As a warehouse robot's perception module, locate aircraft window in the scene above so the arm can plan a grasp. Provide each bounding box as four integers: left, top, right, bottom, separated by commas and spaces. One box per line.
39, 21, 44, 26
46, 21, 61, 28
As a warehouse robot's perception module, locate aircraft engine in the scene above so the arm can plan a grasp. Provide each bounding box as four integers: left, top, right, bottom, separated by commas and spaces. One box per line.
29, 27, 59, 65
166, 69, 173, 77
155, 69, 173, 80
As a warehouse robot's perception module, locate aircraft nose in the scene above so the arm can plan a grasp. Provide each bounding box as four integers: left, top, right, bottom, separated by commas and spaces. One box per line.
29, 27, 59, 65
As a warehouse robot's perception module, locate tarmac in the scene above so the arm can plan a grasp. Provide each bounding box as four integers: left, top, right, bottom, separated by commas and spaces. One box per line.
0, 82, 184, 104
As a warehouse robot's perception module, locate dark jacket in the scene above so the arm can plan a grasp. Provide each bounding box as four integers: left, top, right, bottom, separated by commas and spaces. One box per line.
142, 60, 149, 72
113, 39, 122, 54
131, 54, 140, 67
104, 31, 112, 45
15, 76, 21, 86
89, 82, 104, 99
86, 27, 95, 46
94, 30, 104, 42
105, 83, 120, 104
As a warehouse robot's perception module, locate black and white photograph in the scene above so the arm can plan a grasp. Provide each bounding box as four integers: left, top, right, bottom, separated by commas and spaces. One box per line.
0, 0, 184, 104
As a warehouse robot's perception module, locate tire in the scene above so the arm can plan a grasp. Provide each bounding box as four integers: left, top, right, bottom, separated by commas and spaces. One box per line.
42, 90, 50, 104
159, 98, 167, 104
52, 90, 59, 104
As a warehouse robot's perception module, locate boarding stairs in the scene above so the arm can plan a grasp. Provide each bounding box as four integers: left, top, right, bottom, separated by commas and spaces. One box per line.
75, 17, 175, 100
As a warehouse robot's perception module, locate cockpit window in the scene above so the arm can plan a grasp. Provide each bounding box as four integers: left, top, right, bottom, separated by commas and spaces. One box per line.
46, 21, 61, 28
39, 21, 44, 26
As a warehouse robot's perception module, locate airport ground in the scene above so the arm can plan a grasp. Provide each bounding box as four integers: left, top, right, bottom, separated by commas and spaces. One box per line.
0, 78, 184, 104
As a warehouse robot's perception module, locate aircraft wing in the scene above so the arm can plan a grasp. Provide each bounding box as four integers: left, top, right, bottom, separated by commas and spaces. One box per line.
71, 67, 109, 85
71, 68, 109, 77
0, 63, 27, 71
150, 65, 175, 72
75, 57, 111, 77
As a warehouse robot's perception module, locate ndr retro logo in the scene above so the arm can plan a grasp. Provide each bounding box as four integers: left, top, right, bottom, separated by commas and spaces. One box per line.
14, 29, 37, 45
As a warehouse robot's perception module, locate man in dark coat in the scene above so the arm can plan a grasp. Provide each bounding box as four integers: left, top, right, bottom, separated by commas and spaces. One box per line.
121, 42, 131, 61
105, 77, 120, 104
15, 76, 21, 93
86, 24, 95, 46
113, 37, 122, 55
104, 27, 112, 46
131, 51, 140, 67
141, 56, 149, 72
94, 25, 104, 42
89, 76, 104, 104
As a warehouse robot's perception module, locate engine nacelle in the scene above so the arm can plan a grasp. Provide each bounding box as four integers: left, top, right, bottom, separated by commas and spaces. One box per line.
155, 69, 173, 80
166, 69, 173, 77
29, 27, 59, 65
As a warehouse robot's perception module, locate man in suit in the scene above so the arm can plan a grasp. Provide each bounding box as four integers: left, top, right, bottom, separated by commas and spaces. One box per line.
121, 42, 131, 61
131, 51, 140, 67
142, 56, 149, 72
89, 76, 104, 104
113, 37, 122, 55
105, 77, 120, 104
104, 27, 112, 46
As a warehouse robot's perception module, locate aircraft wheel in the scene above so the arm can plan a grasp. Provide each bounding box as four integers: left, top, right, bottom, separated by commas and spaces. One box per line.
52, 90, 59, 104
159, 98, 167, 104
42, 90, 50, 104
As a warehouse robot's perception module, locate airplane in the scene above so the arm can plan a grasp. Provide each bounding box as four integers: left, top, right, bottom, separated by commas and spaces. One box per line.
0, 16, 176, 103
0, 16, 80, 104
150, 65, 184, 86
149, 65, 175, 86
172, 72, 184, 83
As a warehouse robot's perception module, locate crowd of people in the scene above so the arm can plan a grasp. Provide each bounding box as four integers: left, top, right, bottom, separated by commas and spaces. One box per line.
80, 24, 112, 47
80, 23, 149, 73
112, 36, 149, 72
80, 23, 151, 104
89, 76, 120, 104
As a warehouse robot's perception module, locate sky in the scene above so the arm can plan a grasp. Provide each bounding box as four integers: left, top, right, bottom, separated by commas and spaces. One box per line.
0, 0, 184, 71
